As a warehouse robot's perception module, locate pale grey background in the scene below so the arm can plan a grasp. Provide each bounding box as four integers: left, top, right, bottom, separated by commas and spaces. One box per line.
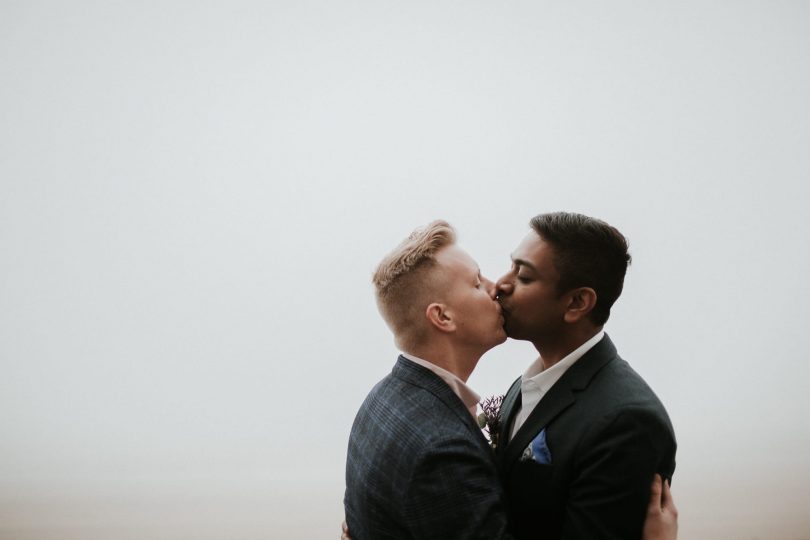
2, 1, 809, 539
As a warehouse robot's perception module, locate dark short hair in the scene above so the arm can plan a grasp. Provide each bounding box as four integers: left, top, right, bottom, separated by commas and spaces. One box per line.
530, 212, 631, 326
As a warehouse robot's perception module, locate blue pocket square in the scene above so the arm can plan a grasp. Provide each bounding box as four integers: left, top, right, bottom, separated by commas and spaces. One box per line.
521, 428, 552, 465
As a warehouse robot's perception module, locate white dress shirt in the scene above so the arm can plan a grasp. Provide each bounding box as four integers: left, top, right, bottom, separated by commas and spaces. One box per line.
401, 353, 481, 419
510, 330, 605, 438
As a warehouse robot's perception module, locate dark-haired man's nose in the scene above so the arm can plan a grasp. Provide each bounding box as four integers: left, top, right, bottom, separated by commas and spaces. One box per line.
495, 277, 513, 298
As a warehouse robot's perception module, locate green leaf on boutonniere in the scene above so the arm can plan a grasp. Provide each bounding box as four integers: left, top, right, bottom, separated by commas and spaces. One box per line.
478, 394, 505, 450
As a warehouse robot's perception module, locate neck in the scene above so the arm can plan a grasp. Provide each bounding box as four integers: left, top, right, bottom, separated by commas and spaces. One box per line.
533, 325, 602, 370
406, 339, 482, 382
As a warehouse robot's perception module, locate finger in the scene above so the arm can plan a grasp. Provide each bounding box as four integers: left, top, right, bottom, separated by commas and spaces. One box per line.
662, 478, 677, 512
648, 473, 663, 513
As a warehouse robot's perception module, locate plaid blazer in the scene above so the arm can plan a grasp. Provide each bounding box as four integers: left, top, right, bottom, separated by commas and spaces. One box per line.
344, 356, 513, 539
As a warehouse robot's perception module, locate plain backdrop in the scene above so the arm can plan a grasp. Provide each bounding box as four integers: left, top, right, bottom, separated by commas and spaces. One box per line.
2, 1, 809, 539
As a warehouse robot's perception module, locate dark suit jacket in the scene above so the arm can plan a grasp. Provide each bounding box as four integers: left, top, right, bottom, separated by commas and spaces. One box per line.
345, 356, 513, 540
496, 335, 676, 540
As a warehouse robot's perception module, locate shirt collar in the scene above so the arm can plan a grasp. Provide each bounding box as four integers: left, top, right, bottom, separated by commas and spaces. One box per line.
521, 330, 606, 392
401, 352, 481, 418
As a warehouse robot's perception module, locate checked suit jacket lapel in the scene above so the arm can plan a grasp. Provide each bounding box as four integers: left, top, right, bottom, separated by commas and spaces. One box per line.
392, 356, 487, 442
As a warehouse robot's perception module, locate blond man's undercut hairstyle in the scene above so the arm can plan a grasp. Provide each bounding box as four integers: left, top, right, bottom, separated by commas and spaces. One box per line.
372, 220, 457, 350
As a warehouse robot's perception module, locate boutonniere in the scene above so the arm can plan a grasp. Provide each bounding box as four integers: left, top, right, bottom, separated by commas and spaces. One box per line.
477, 394, 505, 450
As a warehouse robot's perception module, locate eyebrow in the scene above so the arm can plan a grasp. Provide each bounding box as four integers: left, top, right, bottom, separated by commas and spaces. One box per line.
511, 256, 537, 272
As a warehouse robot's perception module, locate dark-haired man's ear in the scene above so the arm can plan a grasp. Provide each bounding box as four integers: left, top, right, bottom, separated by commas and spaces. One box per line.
425, 303, 456, 333
564, 288, 597, 323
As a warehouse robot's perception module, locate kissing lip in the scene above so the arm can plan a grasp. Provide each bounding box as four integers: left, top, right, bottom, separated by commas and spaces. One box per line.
498, 306, 508, 326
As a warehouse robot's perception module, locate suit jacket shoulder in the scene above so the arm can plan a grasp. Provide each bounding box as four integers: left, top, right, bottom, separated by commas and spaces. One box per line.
345, 356, 513, 540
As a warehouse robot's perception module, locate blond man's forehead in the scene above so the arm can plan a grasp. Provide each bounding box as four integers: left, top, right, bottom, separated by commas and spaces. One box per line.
434, 244, 479, 277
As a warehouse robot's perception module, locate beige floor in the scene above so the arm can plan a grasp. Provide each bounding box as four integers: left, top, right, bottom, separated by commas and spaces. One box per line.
2, 478, 810, 540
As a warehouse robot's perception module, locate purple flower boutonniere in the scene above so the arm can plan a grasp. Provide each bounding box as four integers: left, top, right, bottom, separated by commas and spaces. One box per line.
477, 394, 505, 450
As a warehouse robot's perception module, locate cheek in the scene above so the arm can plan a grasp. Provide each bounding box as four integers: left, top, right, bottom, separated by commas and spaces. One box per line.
513, 288, 535, 309
514, 290, 548, 320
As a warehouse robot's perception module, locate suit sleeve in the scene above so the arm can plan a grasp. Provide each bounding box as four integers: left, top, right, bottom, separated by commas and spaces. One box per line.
561, 407, 676, 540
403, 436, 515, 540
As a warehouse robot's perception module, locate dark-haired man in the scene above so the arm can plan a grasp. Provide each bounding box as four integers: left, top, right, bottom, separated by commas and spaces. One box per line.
495, 212, 677, 539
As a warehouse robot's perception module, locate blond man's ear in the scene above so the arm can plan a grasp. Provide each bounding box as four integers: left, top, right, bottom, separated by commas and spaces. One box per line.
425, 303, 456, 333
